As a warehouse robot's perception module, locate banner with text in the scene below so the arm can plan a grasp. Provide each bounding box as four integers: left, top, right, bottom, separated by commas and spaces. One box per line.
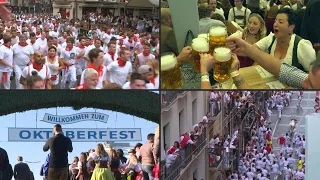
8, 128, 142, 142
41, 113, 109, 124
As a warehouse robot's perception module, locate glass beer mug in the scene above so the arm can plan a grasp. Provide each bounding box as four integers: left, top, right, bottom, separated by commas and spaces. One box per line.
161, 52, 184, 89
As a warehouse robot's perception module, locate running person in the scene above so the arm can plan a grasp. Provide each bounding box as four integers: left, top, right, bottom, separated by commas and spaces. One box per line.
45, 46, 64, 89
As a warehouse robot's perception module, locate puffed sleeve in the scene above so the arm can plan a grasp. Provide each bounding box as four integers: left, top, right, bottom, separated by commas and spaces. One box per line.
297, 39, 316, 71
255, 33, 275, 53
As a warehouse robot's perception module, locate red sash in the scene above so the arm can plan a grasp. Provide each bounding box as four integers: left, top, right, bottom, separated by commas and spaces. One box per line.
1, 72, 8, 85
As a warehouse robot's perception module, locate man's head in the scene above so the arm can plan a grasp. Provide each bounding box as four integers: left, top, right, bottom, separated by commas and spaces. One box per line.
53, 124, 62, 134
66, 37, 74, 48
147, 133, 155, 143
161, 8, 172, 27
17, 156, 23, 162
41, 31, 46, 39
26, 71, 44, 89
130, 72, 146, 89
94, 39, 102, 48
19, 34, 28, 45
138, 65, 154, 81
47, 36, 54, 47
108, 42, 117, 53
79, 37, 86, 46
198, 3, 212, 19
119, 48, 131, 61
234, 0, 244, 9
83, 68, 99, 89
11, 27, 17, 37
3, 33, 12, 45
88, 48, 104, 65
34, 51, 45, 65
210, 0, 217, 10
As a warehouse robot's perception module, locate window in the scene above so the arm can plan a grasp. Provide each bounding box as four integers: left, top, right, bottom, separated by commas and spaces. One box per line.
179, 109, 185, 135
163, 123, 170, 151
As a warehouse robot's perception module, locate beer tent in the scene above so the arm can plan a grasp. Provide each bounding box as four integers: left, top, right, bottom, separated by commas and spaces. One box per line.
125, 0, 159, 8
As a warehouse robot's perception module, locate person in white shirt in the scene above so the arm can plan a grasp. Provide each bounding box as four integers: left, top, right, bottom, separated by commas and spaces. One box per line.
102, 29, 112, 51
60, 37, 78, 89
80, 48, 107, 89
39, 36, 55, 57
45, 46, 64, 88
295, 169, 304, 180
107, 47, 133, 86
50, 26, 59, 38
276, 103, 283, 120
209, 0, 225, 19
84, 39, 104, 63
122, 65, 155, 89
20, 51, 51, 89
228, 0, 251, 28
12, 34, 34, 89
27, 32, 41, 52
134, 43, 155, 70
0, 33, 14, 89
58, 31, 68, 45
10, 28, 19, 46
144, 59, 159, 89
123, 72, 147, 89
74, 68, 99, 90
36, 32, 47, 47
103, 42, 118, 67
75, 37, 87, 80
271, 161, 279, 180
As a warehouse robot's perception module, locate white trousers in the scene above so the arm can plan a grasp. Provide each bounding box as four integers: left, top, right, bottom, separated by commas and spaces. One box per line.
60, 66, 77, 89
14, 65, 26, 89
0, 71, 12, 89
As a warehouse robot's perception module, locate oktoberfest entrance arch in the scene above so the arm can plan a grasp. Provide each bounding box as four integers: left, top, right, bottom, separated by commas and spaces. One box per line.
0, 91, 159, 124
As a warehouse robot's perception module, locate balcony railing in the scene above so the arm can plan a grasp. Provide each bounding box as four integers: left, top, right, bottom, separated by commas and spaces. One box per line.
161, 123, 210, 180
161, 91, 186, 107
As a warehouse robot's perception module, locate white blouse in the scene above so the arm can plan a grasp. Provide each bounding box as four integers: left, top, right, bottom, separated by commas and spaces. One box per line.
255, 33, 316, 71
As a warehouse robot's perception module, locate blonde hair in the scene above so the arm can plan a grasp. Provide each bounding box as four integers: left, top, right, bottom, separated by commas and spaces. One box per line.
95, 143, 108, 157
243, 13, 267, 40
145, 59, 159, 75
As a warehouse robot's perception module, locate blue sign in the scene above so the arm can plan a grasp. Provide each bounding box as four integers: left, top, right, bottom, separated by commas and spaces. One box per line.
41, 113, 109, 124
8, 128, 142, 142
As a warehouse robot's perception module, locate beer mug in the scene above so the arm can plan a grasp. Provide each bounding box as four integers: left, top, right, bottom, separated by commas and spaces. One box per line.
209, 27, 227, 54
191, 38, 209, 73
161, 53, 183, 89
213, 47, 232, 82
197, 33, 209, 40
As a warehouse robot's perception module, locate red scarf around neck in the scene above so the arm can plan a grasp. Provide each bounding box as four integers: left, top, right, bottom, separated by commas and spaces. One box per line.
18, 42, 28, 47
143, 51, 150, 56
32, 62, 44, 71
108, 52, 115, 61
75, 84, 87, 89
117, 58, 126, 67
87, 63, 103, 77
78, 44, 85, 49
66, 46, 73, 51
48, 55, 56, 59
150, 77, 155, 86
140, 40, 145, 45
128, 40, 132, 43
3, 43, 10, 48
36, 32, 40, 36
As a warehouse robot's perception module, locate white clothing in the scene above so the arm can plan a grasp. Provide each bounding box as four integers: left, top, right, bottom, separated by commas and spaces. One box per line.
255, 33, 316, 71
45, 56, 60, 85
103, 53, 118, 67
12, 44, 34, 66
27, 40, 41, 52
107, 61, 132, 86
122, 81, 155, 89
21, 64, 51, 89
212, 8, 225, 19
0, 45, 14, 72
137, 53, 155, 67
80, 66, 107, 89
36, 38, 47, 47
228, 6, 251, 28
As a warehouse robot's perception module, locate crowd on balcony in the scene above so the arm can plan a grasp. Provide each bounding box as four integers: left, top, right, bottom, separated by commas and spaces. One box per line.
223, 91, 306, 180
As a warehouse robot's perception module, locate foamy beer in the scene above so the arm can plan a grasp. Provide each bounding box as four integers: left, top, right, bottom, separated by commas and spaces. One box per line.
191, 38, 209, 72
209, 27, 227, 54
197, 33, 209, 40
161, 53, 183, 89
213, 47, 232, 82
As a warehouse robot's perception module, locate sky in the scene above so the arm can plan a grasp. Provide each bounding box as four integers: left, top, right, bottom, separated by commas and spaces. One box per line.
0, 106, 158, 180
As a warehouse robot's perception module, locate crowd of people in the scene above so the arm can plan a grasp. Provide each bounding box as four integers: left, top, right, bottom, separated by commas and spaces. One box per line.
161, 0, 320, 89
0, 124, 160, 180
0, 10, 160, 89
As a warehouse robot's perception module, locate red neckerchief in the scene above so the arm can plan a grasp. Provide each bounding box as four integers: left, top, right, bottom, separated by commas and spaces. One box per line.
75, 84, 87, 89
150, 77, 155, 86
48, 55, 56, 59
87, 63, 103, 77
108, 51, 115, 61
78, 44, 85, 49
36, 32, 40, 36
63, 36, 67, 39
6, 26, 10, 29
122, 35, 126, 39
54, 30, 57, 32
66, 46, 73, 51
3, 43, 10, 48
32, 62, 44, 71
18, 42, 28, 47
117, 58, 126, 67
54, 43, 58, 47
140, 40, 145, 45
128, 40, 132, 43
143, 51, 150, 56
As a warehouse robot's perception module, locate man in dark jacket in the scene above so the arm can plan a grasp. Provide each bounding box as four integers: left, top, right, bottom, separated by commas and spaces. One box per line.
161, 8, 179, 55
0, 147, 13, 180
43, 124, 73, 180
14, 156, 31, 180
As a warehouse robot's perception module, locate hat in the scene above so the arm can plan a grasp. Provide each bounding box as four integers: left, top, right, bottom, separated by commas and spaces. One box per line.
192, 124, 199, 129
138, 65, 152, 74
